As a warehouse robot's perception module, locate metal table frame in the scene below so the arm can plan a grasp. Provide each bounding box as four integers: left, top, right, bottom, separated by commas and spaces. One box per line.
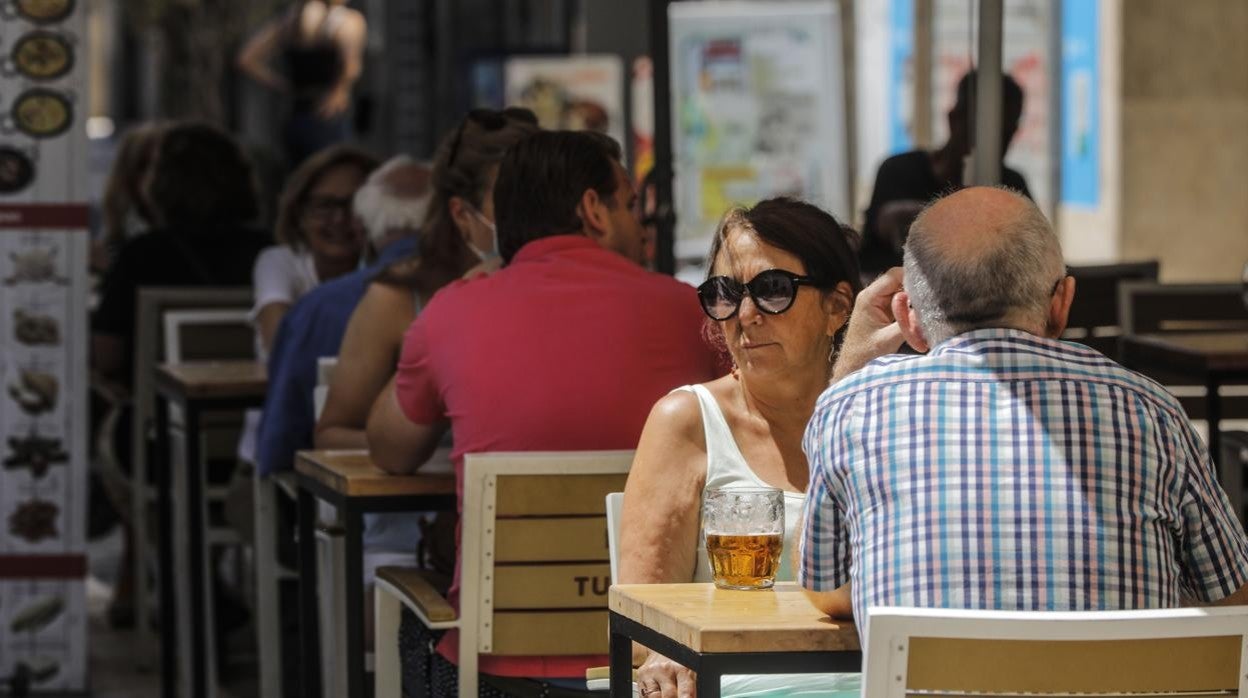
294, 471, 455, 698
154, 388, 265, 698
608, 611, 862, 698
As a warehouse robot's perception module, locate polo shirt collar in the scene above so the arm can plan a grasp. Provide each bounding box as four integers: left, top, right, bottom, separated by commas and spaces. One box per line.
510, 234, 608, 265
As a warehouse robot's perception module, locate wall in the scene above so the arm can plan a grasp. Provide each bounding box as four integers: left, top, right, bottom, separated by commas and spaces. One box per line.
1119, 0, 1248, 282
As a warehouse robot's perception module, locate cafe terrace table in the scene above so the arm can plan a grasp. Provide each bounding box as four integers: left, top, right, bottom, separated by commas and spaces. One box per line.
609, 583, 861, 698
154, 360, 267, 698
1120, 332, 1248, 468
294, 449, 456, 698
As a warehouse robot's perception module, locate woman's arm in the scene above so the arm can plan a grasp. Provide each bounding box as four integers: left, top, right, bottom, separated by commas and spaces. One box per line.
236, 18, 289, 93
365, 376, 444, 475
314, 284, 412, 449
255, 302, 290, 355
619, 390, 709, 695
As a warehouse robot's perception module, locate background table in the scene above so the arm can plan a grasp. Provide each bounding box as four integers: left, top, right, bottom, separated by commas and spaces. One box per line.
294, 449, 455, 698
1121, 332, 1248, 465
609, 583, 861, 698
154, 360, 267, 698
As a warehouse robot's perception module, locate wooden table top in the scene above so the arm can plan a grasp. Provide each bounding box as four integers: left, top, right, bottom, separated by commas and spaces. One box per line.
155, 360, 268, 399
609, 582, 859, 654
295, 448, 455, 497
1121, 332, 1248, 374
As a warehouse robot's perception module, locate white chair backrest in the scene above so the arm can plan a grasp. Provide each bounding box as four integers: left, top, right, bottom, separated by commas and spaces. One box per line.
863, 605, 1248, 698
605, 492, 624, 582
313, 356, 338, 420
162, 307, 254, 363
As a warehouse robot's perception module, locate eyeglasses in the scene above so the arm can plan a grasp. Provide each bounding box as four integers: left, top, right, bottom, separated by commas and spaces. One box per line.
696, 269, 821, 321
302, 195, 353, 222
445, 107, 539, 172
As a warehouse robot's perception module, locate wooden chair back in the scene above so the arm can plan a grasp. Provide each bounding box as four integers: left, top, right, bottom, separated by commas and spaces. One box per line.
162, 308, 254, 363
460, 451, 633, 658
863, 606, 1248, 698
1062, 260, 1159, 359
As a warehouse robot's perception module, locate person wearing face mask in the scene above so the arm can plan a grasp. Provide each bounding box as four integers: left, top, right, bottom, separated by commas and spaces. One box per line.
313, 109, 539, 453
367, 130, 720, 696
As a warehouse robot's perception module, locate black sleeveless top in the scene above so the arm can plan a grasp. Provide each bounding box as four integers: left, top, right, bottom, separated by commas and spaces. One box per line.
283, 8, 344, 102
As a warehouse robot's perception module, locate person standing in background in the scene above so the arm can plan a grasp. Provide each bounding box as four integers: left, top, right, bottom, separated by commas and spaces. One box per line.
236, 0, 367, 166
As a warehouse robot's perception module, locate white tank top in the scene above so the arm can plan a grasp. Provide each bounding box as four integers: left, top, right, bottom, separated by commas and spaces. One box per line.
677, 384, 806, 583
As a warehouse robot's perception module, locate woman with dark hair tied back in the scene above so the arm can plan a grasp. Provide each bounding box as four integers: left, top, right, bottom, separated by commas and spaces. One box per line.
90, 121, 271, 626
92, 122, 270, 382
314, 108, 539, 451
619, 197, 863, 698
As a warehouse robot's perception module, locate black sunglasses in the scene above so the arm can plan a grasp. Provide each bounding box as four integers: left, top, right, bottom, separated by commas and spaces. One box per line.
445, 107, 539, 172
696, 269, 821, 321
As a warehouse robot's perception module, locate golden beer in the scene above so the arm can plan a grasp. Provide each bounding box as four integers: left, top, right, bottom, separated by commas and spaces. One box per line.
706, 532, 782, 589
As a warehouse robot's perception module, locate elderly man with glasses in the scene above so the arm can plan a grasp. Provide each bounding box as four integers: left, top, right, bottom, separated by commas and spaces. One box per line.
799, 186, 1248, 636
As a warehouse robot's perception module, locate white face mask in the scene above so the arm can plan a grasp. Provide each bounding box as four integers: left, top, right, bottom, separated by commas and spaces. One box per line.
464, 205, 499, 262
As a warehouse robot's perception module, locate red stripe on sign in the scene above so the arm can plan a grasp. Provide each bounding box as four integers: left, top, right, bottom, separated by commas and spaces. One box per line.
0, 555, 88, 578
0, 204, 90, 229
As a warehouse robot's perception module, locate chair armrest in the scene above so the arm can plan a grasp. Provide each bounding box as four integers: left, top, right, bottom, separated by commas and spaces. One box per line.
375, 566, 459, 630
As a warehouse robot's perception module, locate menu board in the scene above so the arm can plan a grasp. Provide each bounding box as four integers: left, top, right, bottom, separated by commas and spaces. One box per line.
669, 1, 850, 260
0, 0, 90, 691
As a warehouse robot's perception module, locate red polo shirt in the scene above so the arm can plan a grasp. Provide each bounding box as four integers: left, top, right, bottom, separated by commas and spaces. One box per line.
395, 234, 722, 678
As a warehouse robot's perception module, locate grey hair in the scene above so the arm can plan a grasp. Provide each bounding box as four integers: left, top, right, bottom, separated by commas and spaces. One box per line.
903, 187, 1064, 346
353, 155, 433, 245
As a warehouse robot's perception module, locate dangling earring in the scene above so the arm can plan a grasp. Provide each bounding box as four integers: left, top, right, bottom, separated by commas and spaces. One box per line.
730, 360, 739, 380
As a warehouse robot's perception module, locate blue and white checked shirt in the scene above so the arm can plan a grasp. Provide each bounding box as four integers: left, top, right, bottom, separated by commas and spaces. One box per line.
800, 328, 1248, 628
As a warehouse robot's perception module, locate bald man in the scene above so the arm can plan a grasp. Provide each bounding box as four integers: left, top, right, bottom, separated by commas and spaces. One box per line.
797, 186, 1248, 633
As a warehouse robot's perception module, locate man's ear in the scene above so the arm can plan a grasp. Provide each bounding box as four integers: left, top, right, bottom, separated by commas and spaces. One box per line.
892, 291, 930, 353
1045, 275, 1076, 339
577, 188, 611, 241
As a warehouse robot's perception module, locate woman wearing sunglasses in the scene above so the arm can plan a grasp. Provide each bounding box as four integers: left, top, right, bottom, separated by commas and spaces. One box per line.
619, 197, 862, 698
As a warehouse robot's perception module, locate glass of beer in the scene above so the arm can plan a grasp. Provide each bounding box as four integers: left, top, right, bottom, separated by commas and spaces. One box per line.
703, 487, 784, 590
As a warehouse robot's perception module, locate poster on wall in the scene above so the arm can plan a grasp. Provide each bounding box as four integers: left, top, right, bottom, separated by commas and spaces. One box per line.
669, 1, 850, 261
503, 55, 625, 147
0, 0, 90, 691
930, 0, 1055, 215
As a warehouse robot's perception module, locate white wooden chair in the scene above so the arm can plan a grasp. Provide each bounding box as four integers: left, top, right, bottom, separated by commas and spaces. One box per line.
161, 305, 256, 698
374, 450, 634, 698
90, 286, 253, 671
863, 605, 1248, 698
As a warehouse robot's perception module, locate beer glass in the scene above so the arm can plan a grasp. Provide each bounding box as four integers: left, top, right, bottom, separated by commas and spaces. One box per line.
703, 487, 784, 590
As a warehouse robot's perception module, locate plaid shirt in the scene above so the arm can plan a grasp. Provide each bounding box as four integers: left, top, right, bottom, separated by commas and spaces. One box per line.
800, 328, 1248, 628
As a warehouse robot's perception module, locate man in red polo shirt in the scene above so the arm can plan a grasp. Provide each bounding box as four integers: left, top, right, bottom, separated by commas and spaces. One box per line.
367, 130, 722, 695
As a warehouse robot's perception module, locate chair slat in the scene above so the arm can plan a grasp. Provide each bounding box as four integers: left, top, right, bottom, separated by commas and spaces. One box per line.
495, 517, 610, 563
493, 563, 612, 609
494, 473, 629, 517
906, 636, 1241, 694
489, 610, 609, 656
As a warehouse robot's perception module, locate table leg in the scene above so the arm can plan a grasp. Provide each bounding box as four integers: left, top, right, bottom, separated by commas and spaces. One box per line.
696, 667, 721, 698
184, 403, 207, 698
1207, 375, 1222, 471
344, 507, 365, 698
298, 487, 322, 698
156, 395, 176, 698
609, 613, 633, 698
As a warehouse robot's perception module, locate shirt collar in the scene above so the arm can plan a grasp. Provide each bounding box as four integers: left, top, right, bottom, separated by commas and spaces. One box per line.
929, 327, 1052, 355
509, 234, 607, 265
